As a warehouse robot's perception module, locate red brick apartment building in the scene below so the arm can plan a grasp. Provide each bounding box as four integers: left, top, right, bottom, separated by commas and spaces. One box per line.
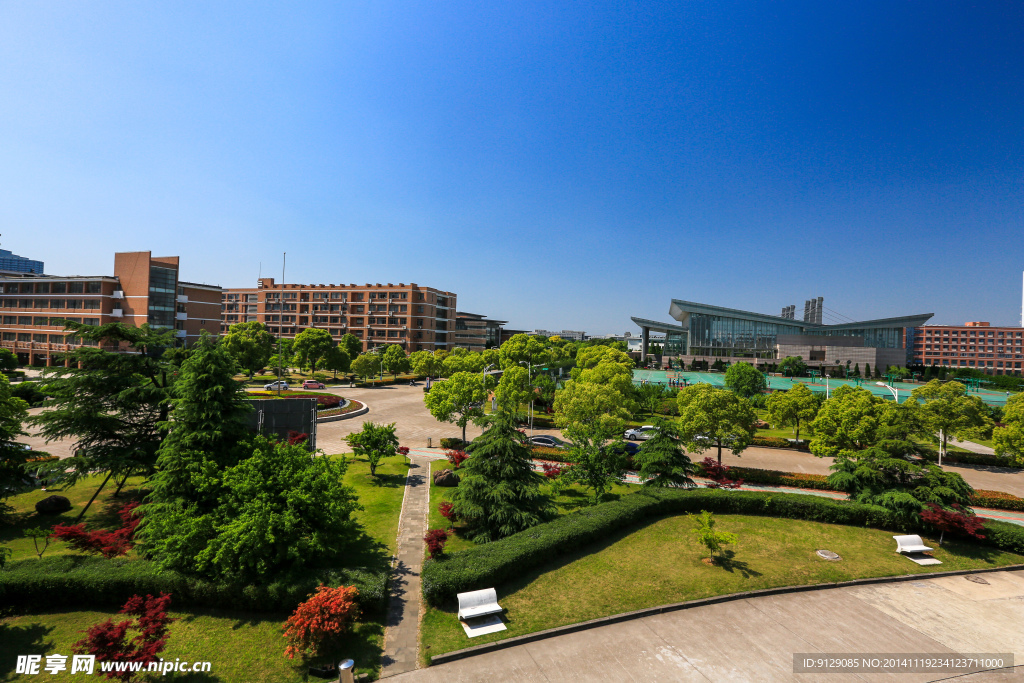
910, 322, 1024, 375
220, 278, 458, 353
0, 251, 221, 366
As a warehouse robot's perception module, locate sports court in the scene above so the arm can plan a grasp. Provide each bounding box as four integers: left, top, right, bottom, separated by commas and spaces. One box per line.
632, 369, 1014, 406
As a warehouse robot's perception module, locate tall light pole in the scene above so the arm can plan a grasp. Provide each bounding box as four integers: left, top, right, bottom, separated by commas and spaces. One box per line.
875, 381, 898, 403
518, 359, 536, 437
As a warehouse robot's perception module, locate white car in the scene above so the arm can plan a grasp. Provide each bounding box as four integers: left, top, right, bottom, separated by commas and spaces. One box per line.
263, 380, 290, 391
624, 425, 657, 441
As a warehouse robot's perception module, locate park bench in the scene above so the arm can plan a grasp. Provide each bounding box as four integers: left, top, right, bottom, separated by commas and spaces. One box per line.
893, 535, 934, 554
457, 588, 503, 621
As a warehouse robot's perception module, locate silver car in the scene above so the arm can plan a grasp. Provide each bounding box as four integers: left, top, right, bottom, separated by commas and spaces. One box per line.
624, 425, 657, 441
263, 380, 290, 391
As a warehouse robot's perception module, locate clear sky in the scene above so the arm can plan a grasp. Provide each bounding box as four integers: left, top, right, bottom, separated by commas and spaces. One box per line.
1, 1, 1022, 333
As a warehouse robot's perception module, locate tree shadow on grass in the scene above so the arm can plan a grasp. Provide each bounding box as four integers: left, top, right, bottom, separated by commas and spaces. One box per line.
715, 550, 762, 578
0, 623, 54, 679
557, 489, 621, 512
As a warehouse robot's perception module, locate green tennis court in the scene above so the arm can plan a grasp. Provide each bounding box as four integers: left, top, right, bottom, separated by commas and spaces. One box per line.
632, 369, 1014, 406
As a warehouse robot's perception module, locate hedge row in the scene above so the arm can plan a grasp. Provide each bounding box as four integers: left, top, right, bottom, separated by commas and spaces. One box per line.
972, 489, 1024, 512
700, 464, 834, 491
423, 488, 1024, 606
915, 447, 1018, 469
0, 556, 389, 615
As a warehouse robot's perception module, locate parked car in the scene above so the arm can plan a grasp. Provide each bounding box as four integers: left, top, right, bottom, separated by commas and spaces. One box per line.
624, 425, 657, 441
530, 435, 571, 449
302, 379, 326, 390
264, 380, 290, 391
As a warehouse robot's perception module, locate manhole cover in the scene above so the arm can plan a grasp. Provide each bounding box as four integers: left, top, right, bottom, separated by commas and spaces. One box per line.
816, 549, 841, 561
965, 575, 990, 585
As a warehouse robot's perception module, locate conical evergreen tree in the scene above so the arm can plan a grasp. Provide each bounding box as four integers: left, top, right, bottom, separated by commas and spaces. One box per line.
864, 363, 871, 379
451, 414, 553, 543
853, 363, 860, 377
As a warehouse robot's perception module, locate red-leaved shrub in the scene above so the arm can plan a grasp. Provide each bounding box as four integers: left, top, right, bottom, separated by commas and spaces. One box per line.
397, 446, 410, 456
72, 593, 174, 681
920, 503, 986, 545
438, 501, 456, 525
541, 462, 564, 479
700, 457, 743, 489
287, 430, 309, 445
52, 502, 141, 559
282, 585, 360, 660
424, 529, 449, 559
445, 449, 468, 469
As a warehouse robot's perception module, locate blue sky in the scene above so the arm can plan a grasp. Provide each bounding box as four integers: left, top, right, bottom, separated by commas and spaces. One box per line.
1, 1, 1022, 333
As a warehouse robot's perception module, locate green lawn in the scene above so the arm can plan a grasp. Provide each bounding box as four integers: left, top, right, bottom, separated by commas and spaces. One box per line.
1, 455, 407, 681
420, 513, 1024, 663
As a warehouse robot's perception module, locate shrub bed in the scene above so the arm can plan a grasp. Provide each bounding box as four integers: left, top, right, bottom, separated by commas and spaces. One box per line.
972, 489, 1024, 512
420, 488, 1024, 606
915, 447, 1018, 469
439, 438, 469, 450
0, 556, 388, 615
696, 464, 833, 491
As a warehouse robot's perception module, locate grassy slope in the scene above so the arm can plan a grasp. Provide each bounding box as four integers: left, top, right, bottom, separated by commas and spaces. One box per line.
421, 513, 1024, 662
1, 455, 407, 681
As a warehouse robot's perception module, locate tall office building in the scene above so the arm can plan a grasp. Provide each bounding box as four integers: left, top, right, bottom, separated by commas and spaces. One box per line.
0, 248, 44, 275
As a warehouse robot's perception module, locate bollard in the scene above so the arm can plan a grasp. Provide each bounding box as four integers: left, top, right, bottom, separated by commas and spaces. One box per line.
337, 659, 355, 683
427, 437, 432, 448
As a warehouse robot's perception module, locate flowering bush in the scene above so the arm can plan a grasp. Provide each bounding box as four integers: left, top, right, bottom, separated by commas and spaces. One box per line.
921, 503, 986, 545
282, 585, 360, 660
52, 502, 141, 559
699, 457, 743, 489
424, 529, 449, 559
445, 449, 468, 469
72, 592, 174, 681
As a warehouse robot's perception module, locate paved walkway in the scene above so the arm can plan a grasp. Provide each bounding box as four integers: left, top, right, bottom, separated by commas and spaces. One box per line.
951, 438, 996, 455
390, 569, 1024, 682
380, 454, 431, 678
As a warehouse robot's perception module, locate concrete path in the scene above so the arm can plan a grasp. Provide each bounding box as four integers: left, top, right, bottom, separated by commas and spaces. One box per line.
380, 454, 431, 678
951, 438, 996, 455
390, 569, 1024, 682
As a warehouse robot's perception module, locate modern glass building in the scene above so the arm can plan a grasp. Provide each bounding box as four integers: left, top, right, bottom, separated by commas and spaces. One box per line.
632, 300, 933, 362
0, 249, 44, 275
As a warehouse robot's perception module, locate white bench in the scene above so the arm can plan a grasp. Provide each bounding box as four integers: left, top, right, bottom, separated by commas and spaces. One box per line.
457, 588, 502, 621
893, 535, 934, 554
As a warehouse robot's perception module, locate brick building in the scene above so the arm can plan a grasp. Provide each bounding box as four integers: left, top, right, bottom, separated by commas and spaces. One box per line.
0, 251, 222, 366
220, 278, 459, 353
910, 322, 1024, 375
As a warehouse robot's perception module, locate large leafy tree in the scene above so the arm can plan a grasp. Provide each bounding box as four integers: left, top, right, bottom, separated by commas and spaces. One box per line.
777, 356, 807, 378
554, 379, 632, 504
994, 393, 1024, 466
766, 383, 819, 442
808, 386, 882, 460
571, 345, 633, 379
493, 365, 531, 417
0, 374, 30, 514
322, 345, 351, 378
450, 414, 552, 542
498, 334, 547, 370
911, 380, 992, 465
350, 353, 381, 383
292, 328, 335, 373
30, 323, 178, 517
221, 321, 274, 379
410, 350, 444, 378
724, 362, 767, 398
0, 348, 18, 374
828, 444, 974, 526
140, 436, 359, 581
339, 333, 363, 362
423, 372, 488, 443
634, 420, 696, 488
346, 422, 400, 477
635, 382, 668, 419
676, 384, 756, 465
381, 344, 411, 380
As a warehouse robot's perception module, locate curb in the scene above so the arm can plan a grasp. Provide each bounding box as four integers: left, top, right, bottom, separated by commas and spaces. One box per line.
429, 564, 1024, 667
317, 402, 368, 423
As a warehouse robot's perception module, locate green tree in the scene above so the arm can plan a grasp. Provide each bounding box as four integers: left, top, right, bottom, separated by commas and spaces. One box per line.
571, 345, 633, 378
634, 420, 696, 488
339, 333, 363, 361
350, 353, 381, 383
766, 383, 819, 442
140, 436, 359, 581
777, 356, 807, 378
994, 393, 1024, 466
498, 334, 547, 370
554, 380, 632, 504
635, 382, 668, 419
410, 350, 444, 378
724, 361, 767, 398
676, 384, 756, 465
221, 321, 274, 379
911, 380, 992, 466
691, 510, 738, 563
808, 386, 882, 460
346, 422, 400, 477
381, 344, 411, 380
292, 328, 335, 374
853, 363, 861, 377
0, 374, 30, 515
827, 444, 974, 526
423, 372, 488, 443
29, 323, 178, 517
451, 414, 552, 542
322, 345, 351, 378
493, 365, 531, 417
0, 348, 18, 374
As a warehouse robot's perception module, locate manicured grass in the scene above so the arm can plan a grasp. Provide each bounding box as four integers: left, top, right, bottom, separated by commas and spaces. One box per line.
340, 454, 412, 555
0, 606, 383, 681
420, 513, 1024, 663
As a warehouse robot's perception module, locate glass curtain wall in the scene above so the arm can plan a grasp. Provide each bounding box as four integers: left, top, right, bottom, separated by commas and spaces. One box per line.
687, 314, 803, 358
147, 266, 178, 329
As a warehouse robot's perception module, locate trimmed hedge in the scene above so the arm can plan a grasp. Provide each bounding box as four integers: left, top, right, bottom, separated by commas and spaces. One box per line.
752, 436, 810, 451
0, 557, 388, 615
440, 438, 469, 450
972, 489, 1024, 512
699, 464, 834, 491
915, 447, 1018, 469
420, 488, 1024, 606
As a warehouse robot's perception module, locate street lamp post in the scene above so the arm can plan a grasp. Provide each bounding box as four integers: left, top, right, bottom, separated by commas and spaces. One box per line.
482, 363, 495, 412
518, 359, 536, 437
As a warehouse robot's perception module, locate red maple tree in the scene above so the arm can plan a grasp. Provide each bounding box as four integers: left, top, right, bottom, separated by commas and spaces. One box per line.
283, 585, 360, 660
72, 592, 175, 681
423, 529, 449, 559
445, 449, 468, 469
920, 503, 986, 545
700, 457, 743, 489
52, 502, 141, 559
541, 462, 564, 479
438, 501, 457, 526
